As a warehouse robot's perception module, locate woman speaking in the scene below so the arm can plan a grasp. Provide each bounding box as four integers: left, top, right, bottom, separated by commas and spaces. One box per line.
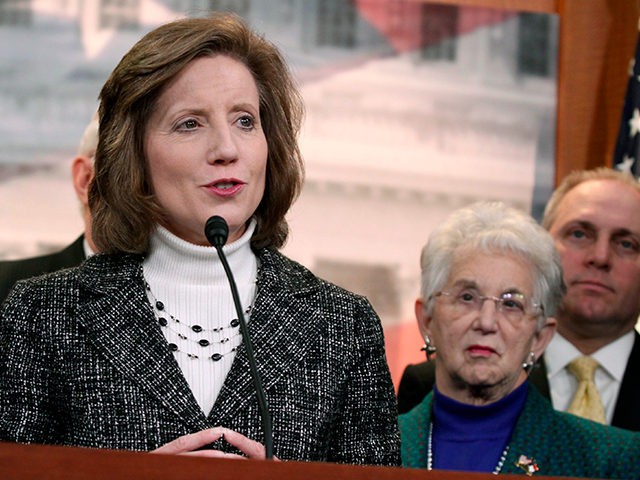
0, 13, 399, 465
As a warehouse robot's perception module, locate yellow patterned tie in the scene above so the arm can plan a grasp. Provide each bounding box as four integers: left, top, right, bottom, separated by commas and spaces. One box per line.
566, 356, 606, 424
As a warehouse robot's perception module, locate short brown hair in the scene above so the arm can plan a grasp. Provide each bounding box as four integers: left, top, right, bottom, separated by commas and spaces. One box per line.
542, 167, 640, 230
90, 13, 304, 253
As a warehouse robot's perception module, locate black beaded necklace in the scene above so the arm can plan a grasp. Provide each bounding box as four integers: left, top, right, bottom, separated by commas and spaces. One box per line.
145, 282, 250, 362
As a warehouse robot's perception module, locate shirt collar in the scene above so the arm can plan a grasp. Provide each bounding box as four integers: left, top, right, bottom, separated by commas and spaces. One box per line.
545, 330, 634, 382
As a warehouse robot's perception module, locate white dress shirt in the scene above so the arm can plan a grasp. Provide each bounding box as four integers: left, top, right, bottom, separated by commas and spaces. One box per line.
83, 237, 95, 258
544, 331, 634, 424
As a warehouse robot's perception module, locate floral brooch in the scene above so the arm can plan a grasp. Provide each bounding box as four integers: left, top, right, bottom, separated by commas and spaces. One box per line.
515, 455, 539, 476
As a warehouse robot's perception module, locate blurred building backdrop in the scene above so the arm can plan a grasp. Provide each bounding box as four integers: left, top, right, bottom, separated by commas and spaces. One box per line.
0, 0, 558, 385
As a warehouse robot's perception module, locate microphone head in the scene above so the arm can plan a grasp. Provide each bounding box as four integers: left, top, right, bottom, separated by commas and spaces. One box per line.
204, 216, 229, 247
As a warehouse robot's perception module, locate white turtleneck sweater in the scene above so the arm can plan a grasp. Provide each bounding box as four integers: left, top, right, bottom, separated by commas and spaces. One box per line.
143, 220, 258, 416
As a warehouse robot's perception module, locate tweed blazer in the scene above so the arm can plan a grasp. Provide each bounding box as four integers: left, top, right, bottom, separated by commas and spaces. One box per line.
0, 248, 400, 466
399, 385, 640, 478
0, 235, 85, 305
397, 335, 640, 431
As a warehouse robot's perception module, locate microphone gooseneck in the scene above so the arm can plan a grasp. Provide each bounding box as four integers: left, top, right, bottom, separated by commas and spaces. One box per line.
204, 216, 273, 459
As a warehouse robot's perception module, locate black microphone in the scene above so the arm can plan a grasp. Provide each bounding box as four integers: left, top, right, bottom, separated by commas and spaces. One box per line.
204, 216, 273, 459
204, 215, 229, 248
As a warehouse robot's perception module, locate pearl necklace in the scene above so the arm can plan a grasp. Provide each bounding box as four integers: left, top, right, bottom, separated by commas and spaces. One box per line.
427, 422, 509, 475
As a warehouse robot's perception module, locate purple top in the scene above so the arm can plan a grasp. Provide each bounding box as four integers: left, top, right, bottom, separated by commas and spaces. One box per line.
432, 381, 528, 472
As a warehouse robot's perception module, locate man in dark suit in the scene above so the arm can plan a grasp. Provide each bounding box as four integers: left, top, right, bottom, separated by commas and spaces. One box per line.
398, 168, 640, 432
0, 113, 97, 305
0, 236, 86, 303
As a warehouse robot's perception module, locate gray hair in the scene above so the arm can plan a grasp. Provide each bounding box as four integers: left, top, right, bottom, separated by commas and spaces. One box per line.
420, 201, 565, 328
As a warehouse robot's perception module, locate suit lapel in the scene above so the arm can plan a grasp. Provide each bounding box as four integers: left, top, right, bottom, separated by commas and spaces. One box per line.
612, 331, 640, 431
210, 250, 324, 424
399, 394, 431, 468
501, 386, 553, 475
75, 254, 208, 432
529, 355, 551, 399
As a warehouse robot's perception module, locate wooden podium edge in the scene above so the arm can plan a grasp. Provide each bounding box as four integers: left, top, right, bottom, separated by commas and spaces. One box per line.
0, 442, 581, 480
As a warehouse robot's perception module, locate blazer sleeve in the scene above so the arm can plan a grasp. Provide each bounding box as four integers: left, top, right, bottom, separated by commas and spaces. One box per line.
327, 297, 401, 466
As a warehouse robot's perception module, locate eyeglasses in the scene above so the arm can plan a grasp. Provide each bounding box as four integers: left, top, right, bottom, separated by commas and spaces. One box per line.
430, 289, 543, 324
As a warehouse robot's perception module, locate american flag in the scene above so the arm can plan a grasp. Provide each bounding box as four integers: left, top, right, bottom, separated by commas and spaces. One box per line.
613, 19, 640, 178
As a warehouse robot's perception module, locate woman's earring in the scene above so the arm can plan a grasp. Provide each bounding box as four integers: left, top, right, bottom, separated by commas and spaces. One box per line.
522, 351, 536, 372
421, 335, 437, 361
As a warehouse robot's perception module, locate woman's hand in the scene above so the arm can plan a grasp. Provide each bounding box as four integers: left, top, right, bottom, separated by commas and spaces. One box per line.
151, 427, 277, 460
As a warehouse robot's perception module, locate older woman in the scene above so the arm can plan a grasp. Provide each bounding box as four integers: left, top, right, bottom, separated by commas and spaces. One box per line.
400, 202, 640, 477
0, 13, 400, 465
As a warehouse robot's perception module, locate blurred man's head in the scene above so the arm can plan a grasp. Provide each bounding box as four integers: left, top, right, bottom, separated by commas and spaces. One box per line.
542, 168, 640, 352
71, 111, 98, 251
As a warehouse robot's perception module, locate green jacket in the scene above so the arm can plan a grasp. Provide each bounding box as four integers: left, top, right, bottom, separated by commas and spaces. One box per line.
400, 384, 640, 478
